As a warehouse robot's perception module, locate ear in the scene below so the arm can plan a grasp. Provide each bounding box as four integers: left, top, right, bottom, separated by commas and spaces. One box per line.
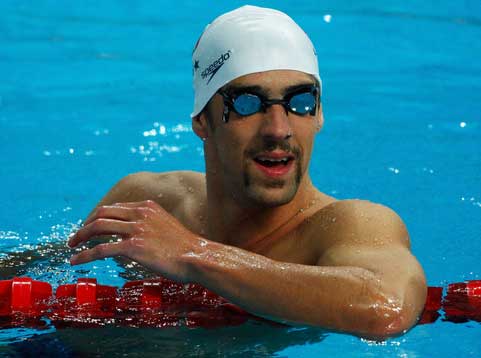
192, 112, 209, 140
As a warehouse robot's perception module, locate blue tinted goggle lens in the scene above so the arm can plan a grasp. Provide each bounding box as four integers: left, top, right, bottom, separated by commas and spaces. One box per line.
289, 92, 317, 115
232, 94, 262, 116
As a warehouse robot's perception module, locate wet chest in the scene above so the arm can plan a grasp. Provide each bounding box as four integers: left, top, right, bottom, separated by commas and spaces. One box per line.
251, 227, 320, 265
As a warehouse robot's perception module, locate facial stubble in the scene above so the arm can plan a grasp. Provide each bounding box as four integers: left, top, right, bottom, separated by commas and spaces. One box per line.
242, 144, 303, 207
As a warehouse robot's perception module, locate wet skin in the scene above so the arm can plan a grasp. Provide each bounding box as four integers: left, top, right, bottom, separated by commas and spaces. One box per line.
67, 70, 427, 340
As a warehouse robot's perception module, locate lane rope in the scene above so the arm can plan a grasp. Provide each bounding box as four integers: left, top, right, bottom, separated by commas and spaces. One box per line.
1, 277, 480, 328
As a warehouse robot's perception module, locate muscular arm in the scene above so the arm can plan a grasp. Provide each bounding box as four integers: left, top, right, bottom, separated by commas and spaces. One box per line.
184, 201, 426, 339
68, 198, 426, 340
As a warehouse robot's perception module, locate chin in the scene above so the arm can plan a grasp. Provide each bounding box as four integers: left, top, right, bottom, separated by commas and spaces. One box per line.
238, 159, 304, 208
244, 184, 298, 208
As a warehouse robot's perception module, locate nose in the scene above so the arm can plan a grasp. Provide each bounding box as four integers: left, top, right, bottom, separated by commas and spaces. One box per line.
259, 104, 293, 140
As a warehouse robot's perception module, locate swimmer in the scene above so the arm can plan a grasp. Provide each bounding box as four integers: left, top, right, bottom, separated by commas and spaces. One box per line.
67, 6, 426, 339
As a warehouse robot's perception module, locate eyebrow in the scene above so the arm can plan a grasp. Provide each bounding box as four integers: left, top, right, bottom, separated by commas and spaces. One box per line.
223, 82, 316, 97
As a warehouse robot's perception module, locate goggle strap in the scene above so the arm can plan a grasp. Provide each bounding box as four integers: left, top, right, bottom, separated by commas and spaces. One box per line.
222, 105, 230, 123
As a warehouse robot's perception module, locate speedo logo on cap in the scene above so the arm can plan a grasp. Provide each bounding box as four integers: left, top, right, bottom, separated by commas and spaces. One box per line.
201, 50, 232, 84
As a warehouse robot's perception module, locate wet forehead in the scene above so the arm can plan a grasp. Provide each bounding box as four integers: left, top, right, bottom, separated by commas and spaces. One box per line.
226, 70, 316, 96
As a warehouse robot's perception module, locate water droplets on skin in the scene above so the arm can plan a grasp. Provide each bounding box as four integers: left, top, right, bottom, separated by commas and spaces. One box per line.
372, 237, 385, 247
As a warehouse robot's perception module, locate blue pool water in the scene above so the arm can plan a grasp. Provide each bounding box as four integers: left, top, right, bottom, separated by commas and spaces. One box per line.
1, 0, 480, 356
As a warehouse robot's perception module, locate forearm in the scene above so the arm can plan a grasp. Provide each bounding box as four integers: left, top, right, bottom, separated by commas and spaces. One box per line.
185, 239, 419, 339
67, 199, 424, 339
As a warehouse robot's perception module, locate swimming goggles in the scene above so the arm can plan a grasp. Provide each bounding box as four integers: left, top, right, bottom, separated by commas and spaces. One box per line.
218, 85, 319, 123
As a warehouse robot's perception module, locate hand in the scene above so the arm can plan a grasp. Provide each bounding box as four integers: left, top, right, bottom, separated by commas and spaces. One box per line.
68, 200, 199, 282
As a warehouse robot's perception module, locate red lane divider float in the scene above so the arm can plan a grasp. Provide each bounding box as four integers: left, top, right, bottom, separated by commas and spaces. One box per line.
1, 277, 480, 329
0, 277, 52, 328
443, 280, 481, 323
418, 286, 443, 324
0, 277, 250, 329
117, 278, 249, 328
51, 278, 117, 327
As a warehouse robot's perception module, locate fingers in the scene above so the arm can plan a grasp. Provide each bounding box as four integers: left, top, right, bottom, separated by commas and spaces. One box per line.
70, 241, 125, 265
68, 219, 136, 248
68, 200, 163, 265
84, 202, 158, 226
84, 206, 132, 226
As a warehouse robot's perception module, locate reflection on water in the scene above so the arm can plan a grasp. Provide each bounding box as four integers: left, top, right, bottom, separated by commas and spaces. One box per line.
2, 321, 328, 357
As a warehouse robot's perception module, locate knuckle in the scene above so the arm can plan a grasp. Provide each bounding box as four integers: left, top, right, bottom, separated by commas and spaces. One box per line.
144, 200, 157, 208
93, 244, 109, 258
93, 244, 105, 256
96, 206, 110, 217
90, 220, 102, 231
89, 219, 108, 233
137, 206, 157, 220
87, 222, 98, 233
124, 238, 137, 253
135, 206, 149, 218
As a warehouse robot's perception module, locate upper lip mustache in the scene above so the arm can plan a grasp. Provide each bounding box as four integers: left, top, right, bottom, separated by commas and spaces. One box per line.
253, 151, 295, 160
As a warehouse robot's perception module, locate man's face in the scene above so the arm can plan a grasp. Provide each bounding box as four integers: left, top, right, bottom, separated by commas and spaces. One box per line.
200, 70, 323, 208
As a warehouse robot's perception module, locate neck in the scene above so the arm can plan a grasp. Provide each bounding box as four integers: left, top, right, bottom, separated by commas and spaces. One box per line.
205, 168, 320, 248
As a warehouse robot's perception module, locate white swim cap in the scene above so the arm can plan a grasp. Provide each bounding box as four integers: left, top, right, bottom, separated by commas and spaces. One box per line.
191, 5, 321, 117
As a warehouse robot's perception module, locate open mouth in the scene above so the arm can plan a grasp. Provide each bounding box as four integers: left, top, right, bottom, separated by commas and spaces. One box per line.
254, 156, 294, 168
252, 153, 296, 177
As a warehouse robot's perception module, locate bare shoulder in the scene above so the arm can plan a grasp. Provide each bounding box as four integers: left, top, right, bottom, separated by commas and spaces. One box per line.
309, 199, 426, 333
119, 170, 205, 196
87, 170, 207, 234
94, 170, 206, 212
310, 198, 426, 299
306, 199, 411, 253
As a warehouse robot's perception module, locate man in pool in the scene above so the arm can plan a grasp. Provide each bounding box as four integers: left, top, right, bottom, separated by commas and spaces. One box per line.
67, 5, 427, 339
